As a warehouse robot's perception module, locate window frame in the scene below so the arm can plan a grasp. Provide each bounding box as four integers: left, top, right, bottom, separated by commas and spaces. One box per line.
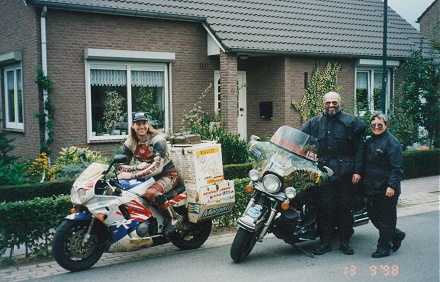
85, 61, 170, 142
3, 63, 24, 130
355, 68, 392, 115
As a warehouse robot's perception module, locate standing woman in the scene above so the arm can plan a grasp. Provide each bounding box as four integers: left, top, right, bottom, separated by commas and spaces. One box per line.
364, 113, 406, 258
117, 112, 183, 234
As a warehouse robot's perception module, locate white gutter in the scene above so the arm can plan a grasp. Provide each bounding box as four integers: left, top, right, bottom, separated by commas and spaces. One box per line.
41, 6, 49, 155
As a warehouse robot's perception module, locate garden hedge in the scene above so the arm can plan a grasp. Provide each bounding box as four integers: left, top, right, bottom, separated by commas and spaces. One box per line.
402, 149, 440, 179
0, 179, 73, 202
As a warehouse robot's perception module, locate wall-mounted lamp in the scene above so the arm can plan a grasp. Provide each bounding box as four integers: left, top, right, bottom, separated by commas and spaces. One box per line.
239, 55, 249, 60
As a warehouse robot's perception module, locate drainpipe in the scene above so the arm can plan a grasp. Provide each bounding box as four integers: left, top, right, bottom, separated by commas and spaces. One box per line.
41, 6, 50, 159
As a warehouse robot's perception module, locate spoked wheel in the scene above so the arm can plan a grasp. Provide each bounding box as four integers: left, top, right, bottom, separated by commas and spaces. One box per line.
52, 220, 108, 272
170, 219, 212, 250
230, 227, 258, 263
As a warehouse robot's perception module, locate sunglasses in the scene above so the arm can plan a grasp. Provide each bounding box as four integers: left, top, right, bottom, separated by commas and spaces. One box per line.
325, 101, 338, 106
370, 124, 384, 128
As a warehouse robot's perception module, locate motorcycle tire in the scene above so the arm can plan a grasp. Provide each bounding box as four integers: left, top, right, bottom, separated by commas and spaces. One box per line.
230, 227, 258, 263
170, 219, 212, 250
52, 220, 108, 272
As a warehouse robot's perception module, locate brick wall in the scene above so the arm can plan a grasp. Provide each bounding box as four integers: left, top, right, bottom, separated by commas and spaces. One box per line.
419, 0, 440, 44
0, 0, 42, 160
245, 56, 356, 138
42, 9, 216, 158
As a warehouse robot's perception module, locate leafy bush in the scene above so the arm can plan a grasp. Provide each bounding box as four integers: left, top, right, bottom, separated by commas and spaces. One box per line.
52, 146, 109, 179
0, 195, 71, 258
0, 130, 17, 164
0, 161, 31, 186
402, 149, 440, 179
180, 85, 249, 165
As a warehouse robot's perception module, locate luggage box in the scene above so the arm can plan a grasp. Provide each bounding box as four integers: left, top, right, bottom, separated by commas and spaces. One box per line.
168, 133, 201, 145
169, 143, 224, 188
186, 180, 235, 223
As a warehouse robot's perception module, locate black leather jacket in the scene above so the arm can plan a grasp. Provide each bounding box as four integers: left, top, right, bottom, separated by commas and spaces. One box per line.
300, 111, 367, 181
363, 130, 404, 195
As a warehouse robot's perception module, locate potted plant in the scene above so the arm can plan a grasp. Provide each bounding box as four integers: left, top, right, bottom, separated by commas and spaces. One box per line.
103, 90, 125, 135
96, 122, 103, 136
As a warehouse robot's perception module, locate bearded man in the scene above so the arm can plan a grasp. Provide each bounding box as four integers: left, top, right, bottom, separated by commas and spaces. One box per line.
300, 91, 367, 255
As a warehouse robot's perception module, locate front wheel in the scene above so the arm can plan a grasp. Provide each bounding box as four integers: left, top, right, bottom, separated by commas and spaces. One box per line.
230, 227, 258, 263
52, 220, 109, 272
170, 219, 212, 250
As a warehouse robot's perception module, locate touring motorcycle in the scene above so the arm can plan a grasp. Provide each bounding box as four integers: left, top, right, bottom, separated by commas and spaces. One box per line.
230, 125, 369, 262
53, 152, 232, 272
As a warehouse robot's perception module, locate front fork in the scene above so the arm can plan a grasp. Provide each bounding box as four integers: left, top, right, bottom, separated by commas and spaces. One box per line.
257, 202, 279, 241
82, 217, 97, 246
240, 194, 280, 240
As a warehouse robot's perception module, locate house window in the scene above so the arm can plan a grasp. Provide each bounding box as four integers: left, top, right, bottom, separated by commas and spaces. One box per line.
3, 64, 24, 130
355, 69, 387, 114
86, 62, 167, 140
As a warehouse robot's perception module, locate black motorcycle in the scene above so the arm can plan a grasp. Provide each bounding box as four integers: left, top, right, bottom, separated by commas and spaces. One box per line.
230, 125, 369, 262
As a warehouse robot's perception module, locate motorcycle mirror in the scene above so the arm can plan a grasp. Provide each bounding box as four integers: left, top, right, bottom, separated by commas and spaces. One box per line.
78, 152, 89, 168
113, 154, 128, 164
322, 166, 334, 177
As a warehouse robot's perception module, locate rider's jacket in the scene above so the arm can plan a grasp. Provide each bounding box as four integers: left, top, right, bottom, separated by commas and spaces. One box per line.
363, 130, 404, 195
300, 111, 367, 181
122, 133, 175, 179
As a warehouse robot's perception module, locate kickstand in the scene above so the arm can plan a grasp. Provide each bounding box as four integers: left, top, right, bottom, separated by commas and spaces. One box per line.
292, 244, 316, 258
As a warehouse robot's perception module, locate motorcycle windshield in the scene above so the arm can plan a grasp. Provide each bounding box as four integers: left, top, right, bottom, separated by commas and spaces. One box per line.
248, 125, 328, 192
73, 162, 109, 190
270, 125, 318, 161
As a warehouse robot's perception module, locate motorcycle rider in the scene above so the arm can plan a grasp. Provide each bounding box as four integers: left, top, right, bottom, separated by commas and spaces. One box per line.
117, 112, 183, 234
300, 91, 366, 255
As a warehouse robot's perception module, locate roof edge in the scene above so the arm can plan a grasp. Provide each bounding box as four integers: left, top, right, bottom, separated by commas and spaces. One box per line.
28, 0, 206, 22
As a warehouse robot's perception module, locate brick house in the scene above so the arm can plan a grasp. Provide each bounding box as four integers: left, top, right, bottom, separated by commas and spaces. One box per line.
0, 0, 433, 160
418, 0, 439, 46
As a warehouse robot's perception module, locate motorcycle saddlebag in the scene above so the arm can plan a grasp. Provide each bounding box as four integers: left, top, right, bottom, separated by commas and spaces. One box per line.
169, 133, 202, 145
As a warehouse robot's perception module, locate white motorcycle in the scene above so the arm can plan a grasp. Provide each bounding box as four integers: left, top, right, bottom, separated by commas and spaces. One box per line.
52, 153, 234, 272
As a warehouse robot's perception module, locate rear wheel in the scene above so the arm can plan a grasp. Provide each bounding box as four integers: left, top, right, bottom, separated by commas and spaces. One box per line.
52, 220, 108, 272
230, 227, 258, 263
170, 219, 212, 250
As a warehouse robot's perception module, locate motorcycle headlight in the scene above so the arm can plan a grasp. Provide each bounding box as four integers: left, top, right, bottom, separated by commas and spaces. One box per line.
285, 187, 297, 199
248, 169, 260, 181
77, 188, 87, 203
262, 174, 281, 193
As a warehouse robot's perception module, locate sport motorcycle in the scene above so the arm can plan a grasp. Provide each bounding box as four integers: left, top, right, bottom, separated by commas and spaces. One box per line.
230, 125, 368, 262
53, 152, 234, 271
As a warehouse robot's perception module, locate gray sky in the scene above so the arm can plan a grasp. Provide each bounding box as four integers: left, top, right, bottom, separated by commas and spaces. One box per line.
387, 0, 435, 30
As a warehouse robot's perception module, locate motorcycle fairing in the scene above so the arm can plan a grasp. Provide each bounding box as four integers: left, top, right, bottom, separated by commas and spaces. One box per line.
237, 202, 269, 231
65, 212, 92, 221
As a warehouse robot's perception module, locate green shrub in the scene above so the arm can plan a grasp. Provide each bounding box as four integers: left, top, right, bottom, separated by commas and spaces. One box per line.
0, 179, 73, 202
52, 146, 109, 179
402, 149, 440, 179
224, 162, 253, 180
0, 195, 71, 257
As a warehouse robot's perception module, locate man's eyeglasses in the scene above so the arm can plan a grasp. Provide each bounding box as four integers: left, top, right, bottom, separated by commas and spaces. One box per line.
325, 101, 338, 106
370, 124, 384, 128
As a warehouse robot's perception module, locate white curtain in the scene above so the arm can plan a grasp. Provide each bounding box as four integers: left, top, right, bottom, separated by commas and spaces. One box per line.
356, 72, 368, 89
91, 69, 164, 87
91, 69, 127, 86
131, 71, 164, 87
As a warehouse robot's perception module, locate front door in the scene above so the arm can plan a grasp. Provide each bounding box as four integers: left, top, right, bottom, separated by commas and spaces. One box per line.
214, 71, 247, 140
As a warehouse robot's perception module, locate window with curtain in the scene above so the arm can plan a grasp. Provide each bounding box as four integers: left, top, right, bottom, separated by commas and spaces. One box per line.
88, 63, 166, 140
3, 64, 24, 130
